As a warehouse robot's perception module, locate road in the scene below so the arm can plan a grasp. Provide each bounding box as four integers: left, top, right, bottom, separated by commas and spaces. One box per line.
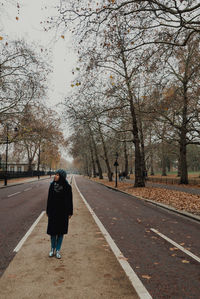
0, 179, 50, 277
75, 176, 200, 299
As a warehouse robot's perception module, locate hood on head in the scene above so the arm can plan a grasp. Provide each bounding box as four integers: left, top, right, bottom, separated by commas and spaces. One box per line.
55, 169, 67, 180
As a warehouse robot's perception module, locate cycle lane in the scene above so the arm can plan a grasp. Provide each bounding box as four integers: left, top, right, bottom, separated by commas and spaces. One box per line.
75, 176, 200, 299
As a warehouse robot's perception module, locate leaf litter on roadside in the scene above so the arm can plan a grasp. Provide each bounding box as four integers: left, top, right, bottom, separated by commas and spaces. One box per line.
91, 178, 200, 215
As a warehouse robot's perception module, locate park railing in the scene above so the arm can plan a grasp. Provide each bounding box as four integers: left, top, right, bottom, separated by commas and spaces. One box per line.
147, 176, 200, 186
0, 170, 47, 180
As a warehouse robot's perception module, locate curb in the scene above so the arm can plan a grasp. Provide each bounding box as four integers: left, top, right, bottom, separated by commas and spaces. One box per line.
0, 177, 50, 189
89, 179, 200, 223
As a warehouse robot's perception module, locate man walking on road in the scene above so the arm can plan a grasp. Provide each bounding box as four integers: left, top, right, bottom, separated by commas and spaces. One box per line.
46, 169, 73, 259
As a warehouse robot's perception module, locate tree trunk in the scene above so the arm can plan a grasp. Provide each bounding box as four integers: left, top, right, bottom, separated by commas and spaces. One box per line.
123, 140, 128, 177
97, 120, 112, 181
179, 83, 188, 184
161, 156, 167, 176
150, 151, 154, 176
121, 48, 145, 187
179, 133, 188, 184
89, 141, 97, 178
129, 96, 145, 186
149, 131, 154, 175
177, 155, 181, 177
90, 131, 103, 179
28, 158, 33, 172
139, 118, 147, 179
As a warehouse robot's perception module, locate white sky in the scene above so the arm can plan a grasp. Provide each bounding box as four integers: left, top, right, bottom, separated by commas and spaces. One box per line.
0, 0, 77, 108
0, 0, 77, 161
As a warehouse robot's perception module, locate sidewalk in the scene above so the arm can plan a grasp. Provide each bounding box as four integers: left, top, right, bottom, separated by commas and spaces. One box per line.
0, 181, 139, 299
0, 176, 50, 188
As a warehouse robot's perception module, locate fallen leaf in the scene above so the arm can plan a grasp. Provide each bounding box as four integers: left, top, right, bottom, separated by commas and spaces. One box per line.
182, 260, 190, 264
142, 275, 151, 280
118, 256, 128, 261
170, 247, 178, 251
0, 36, 3, 40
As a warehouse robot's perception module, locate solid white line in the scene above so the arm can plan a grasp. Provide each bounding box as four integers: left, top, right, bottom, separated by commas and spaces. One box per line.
13, 211, 45, 253
8, 192, 21, 198
24, 188, 32, 192
151, 228, 200, 263
73, 177, 152, 299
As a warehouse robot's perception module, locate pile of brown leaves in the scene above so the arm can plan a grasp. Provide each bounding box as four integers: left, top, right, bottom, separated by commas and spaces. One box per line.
91, 178, 200, 216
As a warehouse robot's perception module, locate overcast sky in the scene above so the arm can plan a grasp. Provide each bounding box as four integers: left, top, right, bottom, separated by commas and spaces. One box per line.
1, 0, 77, 161
0, 0, 77, 109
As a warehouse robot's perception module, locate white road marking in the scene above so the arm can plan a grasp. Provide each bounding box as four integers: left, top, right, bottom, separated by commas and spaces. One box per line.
73, 176, 152, 299
14, 211, 45, 253
24, 188, 32, 192
8, 192, 21, 198
151, 228, 200, 263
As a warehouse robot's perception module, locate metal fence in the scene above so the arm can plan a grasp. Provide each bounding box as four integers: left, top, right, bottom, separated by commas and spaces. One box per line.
0, 170, 48, 180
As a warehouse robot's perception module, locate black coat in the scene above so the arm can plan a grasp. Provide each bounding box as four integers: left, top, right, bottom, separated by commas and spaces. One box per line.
46, 180, 73, 235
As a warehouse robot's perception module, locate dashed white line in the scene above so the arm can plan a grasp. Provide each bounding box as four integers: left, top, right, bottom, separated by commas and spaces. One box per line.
74, 176, 152, 299
24, 188, 32, 192
8, 192, 21, 198
151, 228, 200, 263
14, 211, 45, 252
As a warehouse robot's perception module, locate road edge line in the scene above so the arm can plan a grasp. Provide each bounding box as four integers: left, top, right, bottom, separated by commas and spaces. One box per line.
13, 211, 45, 253
73, 176, 152, 299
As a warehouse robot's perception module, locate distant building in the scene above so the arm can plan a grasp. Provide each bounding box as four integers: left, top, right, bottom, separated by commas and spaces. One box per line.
0, 162, 36, 172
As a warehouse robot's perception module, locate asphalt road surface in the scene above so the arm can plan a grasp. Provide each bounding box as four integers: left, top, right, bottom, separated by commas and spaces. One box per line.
75, 176, 200, 299
0, 178, 51, 277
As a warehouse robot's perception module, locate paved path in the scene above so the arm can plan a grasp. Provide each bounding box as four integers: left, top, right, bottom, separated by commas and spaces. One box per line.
0, 178, 138, 299
0, 176, 50, 188
76, 176, 200, 298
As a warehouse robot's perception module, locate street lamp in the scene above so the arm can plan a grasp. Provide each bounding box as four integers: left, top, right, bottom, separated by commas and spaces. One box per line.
114, 152, 119, 188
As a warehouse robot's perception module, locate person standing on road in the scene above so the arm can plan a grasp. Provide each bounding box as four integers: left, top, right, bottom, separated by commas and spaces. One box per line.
46, 169, 73, 259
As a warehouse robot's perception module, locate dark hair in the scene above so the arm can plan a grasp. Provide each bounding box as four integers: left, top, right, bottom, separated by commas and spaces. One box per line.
58, 175, 66, 186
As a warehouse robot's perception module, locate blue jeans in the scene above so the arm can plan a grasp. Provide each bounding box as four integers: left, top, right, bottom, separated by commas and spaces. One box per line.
51, 235, 64, 251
